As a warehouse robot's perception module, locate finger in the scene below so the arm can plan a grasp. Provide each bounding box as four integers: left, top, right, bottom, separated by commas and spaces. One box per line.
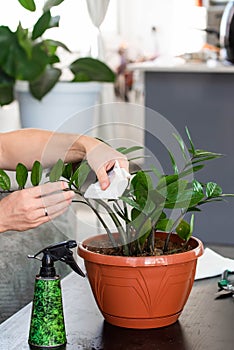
96, 167, 110, 190
27, 181, 69, 198
41, 189, 75, 208
40, 200, 71, 219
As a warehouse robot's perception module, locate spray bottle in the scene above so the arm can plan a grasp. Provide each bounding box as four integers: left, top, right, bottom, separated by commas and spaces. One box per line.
28, 240, 85, 349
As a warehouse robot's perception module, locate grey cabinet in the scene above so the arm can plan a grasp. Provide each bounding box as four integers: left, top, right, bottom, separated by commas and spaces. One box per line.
144, 70, 234, 245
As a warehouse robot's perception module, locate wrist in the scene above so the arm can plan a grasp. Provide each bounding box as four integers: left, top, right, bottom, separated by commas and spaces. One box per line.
78, 135, 102, 155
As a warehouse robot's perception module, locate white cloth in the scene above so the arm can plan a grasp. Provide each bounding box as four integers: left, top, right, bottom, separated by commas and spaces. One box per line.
84, 161, 130, 200
195, 248, 234, 280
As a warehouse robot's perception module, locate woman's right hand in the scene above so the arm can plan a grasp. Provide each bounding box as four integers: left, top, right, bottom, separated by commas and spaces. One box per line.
0, 181, 75, 233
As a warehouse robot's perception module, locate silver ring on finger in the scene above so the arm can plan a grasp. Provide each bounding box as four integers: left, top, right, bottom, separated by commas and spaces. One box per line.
44, 207, 48, 217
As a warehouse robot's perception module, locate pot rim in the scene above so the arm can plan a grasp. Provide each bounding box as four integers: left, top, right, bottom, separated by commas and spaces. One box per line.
78, 232, 204, 267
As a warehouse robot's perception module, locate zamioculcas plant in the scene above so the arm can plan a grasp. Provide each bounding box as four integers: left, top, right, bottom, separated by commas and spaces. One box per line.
0, 128, 233, 256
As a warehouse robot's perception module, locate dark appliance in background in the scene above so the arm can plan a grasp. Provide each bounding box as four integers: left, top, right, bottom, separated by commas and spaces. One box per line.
220, 1, 234, 63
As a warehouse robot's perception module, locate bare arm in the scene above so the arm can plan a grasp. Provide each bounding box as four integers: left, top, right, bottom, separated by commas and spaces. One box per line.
0, 128, 128, 189
0, 128, 85, 169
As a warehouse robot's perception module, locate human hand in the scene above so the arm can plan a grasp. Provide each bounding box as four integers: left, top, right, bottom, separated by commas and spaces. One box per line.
0, 182, 74, 233
85, 140, 129, 190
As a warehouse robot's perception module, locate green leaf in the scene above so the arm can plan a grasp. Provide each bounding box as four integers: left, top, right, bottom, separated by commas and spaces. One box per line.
0, 70, 14, 106
119, 196, 142, 211
206, 182, 222, 198
18, 0, 36, 11
192, 180, 203, 193
192, 155, 223, 165
70, 162, 91, 188
43, 0, 65, 12
62, 163, 73, 181
156, 174, 179, 191
118, 146, 143, 155
150, 164, 162, 179
193, 149, 223, 158
130, 171, 154, 209
173, 132, 187, 161
16, 163, 28, 189
179, 165, 204, 178
148, 189, 165, 207
0, 26, 49, 82
31, 161, 43, 186
32, 11, 52, 40
167, 179, 188, 202
49, 159, 64, 182
0, 170, 11, 190
70, 57, 116, 83
165, 188, 204, 209
168, 150, 178, 174
30, 66, 61, 100
185, 126, 195, 156
138, 218, 152, 245
176, 220, 191, 241
156, 218, 174, 232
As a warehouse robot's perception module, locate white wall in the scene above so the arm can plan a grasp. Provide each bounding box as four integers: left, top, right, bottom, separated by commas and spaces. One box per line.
116, 0, 206, 59
0, 0, 206, 58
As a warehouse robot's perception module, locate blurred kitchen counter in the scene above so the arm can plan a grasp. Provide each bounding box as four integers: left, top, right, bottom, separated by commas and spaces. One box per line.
128, 58, 234, 73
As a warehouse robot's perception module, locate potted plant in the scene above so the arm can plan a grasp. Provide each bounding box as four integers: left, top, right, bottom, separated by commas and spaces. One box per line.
0, 0, 115, 130
0, 128, 233, 329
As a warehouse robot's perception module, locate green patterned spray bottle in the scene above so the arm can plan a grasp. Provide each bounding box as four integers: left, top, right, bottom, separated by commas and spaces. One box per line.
28, 240, 85, 349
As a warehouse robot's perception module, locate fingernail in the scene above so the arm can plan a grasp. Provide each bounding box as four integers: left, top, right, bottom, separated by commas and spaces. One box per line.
62, 182, 69, 189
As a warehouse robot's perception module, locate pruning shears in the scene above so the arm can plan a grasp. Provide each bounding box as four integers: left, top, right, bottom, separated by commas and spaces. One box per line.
217, 270, 234, 295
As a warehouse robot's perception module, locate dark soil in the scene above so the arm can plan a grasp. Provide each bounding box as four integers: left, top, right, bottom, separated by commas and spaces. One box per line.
84, 236, 194, 257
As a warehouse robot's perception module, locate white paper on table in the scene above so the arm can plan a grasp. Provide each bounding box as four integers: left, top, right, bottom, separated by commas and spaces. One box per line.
195, 248, 234, 280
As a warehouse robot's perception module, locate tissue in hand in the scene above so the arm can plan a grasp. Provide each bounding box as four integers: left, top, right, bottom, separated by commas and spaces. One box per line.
84, 161, 130, 200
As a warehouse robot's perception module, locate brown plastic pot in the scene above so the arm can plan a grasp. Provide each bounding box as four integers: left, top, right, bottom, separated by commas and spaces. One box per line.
78, 232, 204, 329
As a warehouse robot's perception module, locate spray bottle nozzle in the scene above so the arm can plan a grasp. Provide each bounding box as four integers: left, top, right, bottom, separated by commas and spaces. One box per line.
28, 240, 85, 278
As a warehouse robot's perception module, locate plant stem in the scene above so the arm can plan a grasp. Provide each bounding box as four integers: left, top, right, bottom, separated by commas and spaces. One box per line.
96, 199, 129, 255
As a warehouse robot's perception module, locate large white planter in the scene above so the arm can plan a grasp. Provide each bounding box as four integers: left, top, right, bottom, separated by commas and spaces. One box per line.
15, 81, 102, 134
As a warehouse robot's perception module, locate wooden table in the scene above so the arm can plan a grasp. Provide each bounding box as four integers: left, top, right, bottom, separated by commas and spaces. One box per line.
1, 251, 234, 350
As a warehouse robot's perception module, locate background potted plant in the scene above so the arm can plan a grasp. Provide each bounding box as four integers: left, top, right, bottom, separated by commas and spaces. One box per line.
0, 0, 115, 130
0, 127, 233, 329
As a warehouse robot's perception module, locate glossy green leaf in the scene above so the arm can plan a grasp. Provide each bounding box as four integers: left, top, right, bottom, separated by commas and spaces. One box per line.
165, 188, 204, 209
179, 165, 204, 178
1, 28, 49, 82
168, 150, 178, 174
70, 57, 116, 82
185, 127, 195, 156
0, 170, 11, 190
32, 11, 51, 40
176, 220, 191, 241
62, 163, 73, 181
192, 180, 203, 193
206, 182, 222, 198
49, 159, 64, 182
16, 163, 28, 189
156, 218, 174, 232
173, 132, 188, 161
156, 174, 179, 191
130, 171, 154, 209
30, 66, 61, 100
31, 161, 43, 186
18, 0, 36, 11
70, 162, 91, 188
